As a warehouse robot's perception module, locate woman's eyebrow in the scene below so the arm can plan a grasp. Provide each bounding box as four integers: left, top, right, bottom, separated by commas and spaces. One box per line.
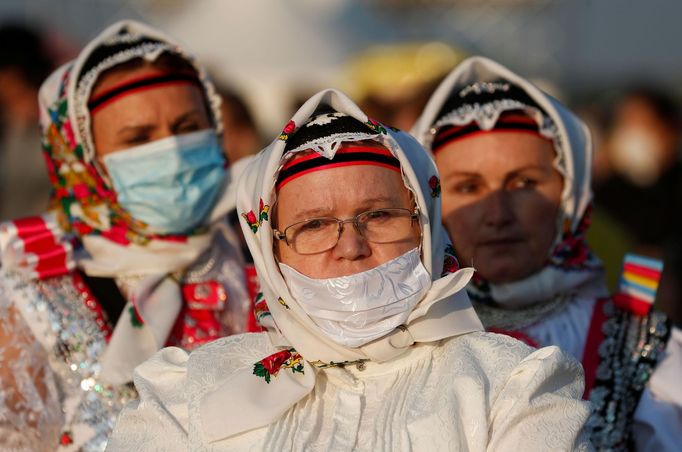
506, 164, 550, 178
290, 207, 334, 220
116, 124, 155, 137
289, 197, 400, 221
170, 110, 202, 129
442, 170, 481, 178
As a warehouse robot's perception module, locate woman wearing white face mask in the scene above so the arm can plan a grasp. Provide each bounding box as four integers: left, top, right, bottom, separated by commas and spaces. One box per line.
412, 56, 682, 451
109, 89, 591, 451
0, 20, 252, 451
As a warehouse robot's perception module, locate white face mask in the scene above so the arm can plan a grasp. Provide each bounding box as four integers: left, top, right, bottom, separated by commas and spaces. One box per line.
278, 247, 431, 348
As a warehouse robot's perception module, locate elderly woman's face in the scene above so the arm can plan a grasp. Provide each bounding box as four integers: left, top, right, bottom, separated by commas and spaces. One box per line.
275, 160, 420, 279
91, 64, 211, 160
436, 132, 563, 283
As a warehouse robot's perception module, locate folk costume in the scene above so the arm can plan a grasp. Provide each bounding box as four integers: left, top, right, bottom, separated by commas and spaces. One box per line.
0, 20, 251, 451
109, 89, 591, 451
412, 56, 682, 451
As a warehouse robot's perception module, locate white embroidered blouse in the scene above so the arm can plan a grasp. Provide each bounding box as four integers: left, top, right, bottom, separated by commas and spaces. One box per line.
108, 331, 592, 451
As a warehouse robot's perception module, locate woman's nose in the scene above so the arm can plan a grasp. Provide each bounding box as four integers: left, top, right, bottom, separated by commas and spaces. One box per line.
483, 190, 515, 228
331, 222, 371, 261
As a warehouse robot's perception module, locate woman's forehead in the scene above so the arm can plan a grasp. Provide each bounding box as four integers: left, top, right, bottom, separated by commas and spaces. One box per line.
277, 164, 410, 214
436, 132, 557, 174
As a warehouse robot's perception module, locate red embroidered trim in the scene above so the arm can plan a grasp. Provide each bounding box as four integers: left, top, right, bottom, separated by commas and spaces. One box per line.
244, 265, 265, 332
71, 272, 113, 341
582, 297, 609, 399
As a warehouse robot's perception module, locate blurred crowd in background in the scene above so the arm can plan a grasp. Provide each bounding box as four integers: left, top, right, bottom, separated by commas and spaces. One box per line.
0, 0, 680, 326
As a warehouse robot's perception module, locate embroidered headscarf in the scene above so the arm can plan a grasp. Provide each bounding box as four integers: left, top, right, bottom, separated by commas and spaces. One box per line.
199, 89, 482, 441
37, 20, 230, 276
412, 56, 607, 324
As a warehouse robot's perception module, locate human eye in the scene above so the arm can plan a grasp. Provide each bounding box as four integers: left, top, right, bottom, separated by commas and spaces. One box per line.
450, 180, 480, 194
365, 209, 392, 220
509, 176, 538, 190
175, 120, 201, 134
122, 133, 151, 147
299, 218, 329, 231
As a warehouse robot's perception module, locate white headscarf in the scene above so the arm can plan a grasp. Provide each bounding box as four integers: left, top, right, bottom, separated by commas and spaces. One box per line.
199, 89, 482, 442
412, 56, 607, 316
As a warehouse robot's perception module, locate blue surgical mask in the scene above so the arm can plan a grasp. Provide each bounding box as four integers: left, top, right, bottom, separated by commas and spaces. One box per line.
103, 129, 226, 235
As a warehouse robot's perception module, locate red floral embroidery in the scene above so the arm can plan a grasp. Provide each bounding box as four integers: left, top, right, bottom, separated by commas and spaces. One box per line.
253, 348, 304, 383
241, 199, 270, 233
550, 205, 594, 269
253, 292, 271, 323
279, 120, 296, 141
365, 118, 387, 135
428, 175, 441, 198
59, 431, 74, 446
441, 244, 460, 276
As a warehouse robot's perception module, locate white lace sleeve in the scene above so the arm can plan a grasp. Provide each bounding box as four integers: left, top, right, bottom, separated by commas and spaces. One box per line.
106, 347, 191, 452
632, 326, 682, 452
0, 293, 62, 451
488, 345, 594, 452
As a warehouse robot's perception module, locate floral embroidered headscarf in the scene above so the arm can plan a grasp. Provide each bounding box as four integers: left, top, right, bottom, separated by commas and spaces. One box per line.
38, 20, 224, 247
197, 89, 483, 442
412, 56, 607, 313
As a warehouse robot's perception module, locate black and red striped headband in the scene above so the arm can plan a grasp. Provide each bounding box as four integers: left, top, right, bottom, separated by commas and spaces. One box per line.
432, 113, 548, 154
276, 146, 401, 190
88, 71, 201, 114
431, 82, 552, 154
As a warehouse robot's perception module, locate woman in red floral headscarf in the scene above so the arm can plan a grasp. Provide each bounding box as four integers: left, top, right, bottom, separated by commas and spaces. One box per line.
0, 20, 252, 451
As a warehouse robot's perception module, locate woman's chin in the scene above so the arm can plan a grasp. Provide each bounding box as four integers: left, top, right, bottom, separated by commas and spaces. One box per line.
476, 259, 538, 285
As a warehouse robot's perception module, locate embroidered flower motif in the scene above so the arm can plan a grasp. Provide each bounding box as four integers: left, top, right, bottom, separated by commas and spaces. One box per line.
253, 292, 271, 323
278, 297, 290, 310
72, 182, 92, 201
253, 348, 304, 384
259, 199, 270, 223
241, 198, 270, 233
549, 205, 594, 269
242, 210, 259, 232
428, 175, 441, 198
441, 244, 460, 277
279, 120, 296, 141
129, 305, 144, 328
365, 118, 387, 135
59, 431, 74, 446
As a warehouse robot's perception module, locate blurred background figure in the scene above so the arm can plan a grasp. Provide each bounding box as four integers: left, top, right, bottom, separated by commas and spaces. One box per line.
0, 23, 54, 219
592, 88, 682, 326
215, 83, 263, 164
345, 42, 465, 130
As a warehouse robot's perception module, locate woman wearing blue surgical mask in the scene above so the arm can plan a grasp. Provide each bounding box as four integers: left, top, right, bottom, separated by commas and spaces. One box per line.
109, 89, 591, 451
0, 20, 252, 451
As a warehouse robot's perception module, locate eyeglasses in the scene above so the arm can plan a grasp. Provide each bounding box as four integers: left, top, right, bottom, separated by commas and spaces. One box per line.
273, 207, 420, 255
